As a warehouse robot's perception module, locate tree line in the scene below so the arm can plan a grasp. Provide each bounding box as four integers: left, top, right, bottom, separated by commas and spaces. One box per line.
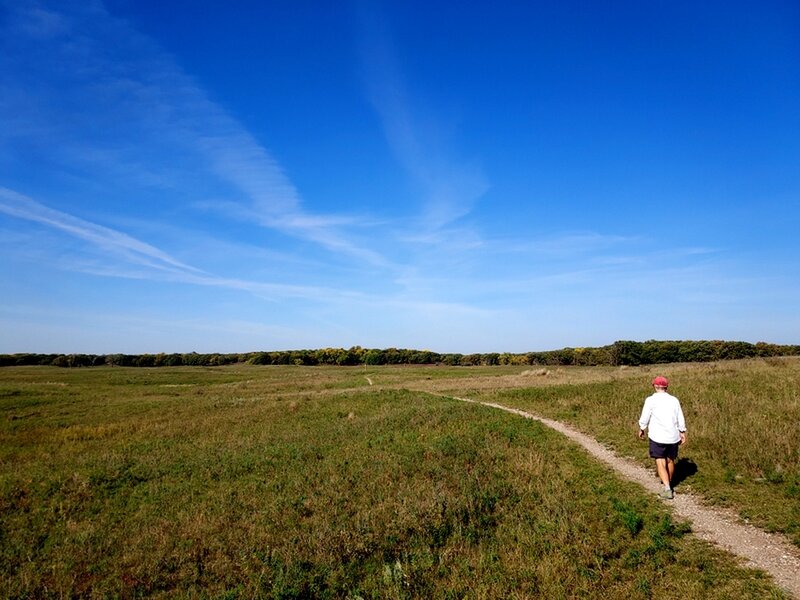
1, 340, 798, 368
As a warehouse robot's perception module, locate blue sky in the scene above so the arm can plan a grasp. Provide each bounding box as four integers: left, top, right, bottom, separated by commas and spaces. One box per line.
1, 0, 798, 354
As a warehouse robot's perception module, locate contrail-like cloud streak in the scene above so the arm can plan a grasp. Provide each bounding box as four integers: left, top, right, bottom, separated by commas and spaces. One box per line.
0, 187, 197, 273
356, 2, 489, 231
0, 1, 385, 265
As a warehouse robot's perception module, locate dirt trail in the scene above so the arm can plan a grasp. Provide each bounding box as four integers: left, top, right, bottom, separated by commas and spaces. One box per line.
450, 395, 800, 598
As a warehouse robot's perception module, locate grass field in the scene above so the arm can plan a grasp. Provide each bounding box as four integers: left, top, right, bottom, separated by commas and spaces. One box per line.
0, 361, 795, 598
464, 358, 800, 546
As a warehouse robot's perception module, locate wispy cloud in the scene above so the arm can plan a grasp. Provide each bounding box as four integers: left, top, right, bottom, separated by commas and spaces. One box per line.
5, 3, 71, 39
0, 187, 197, 273
482, 232, 635, 258
0, 187, 361, 303
356, 2, 489, 231
0, 1, 385, 265
0, 184, 498, 319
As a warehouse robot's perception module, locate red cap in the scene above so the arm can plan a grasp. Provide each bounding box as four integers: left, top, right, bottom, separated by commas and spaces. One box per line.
652, 376, 669, 388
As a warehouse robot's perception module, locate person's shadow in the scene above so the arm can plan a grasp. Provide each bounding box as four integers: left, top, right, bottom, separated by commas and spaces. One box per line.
672, 458, 698, 488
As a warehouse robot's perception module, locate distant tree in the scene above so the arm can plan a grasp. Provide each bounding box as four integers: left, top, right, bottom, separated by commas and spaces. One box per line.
383, 348, 403, 365
3, 340, 800, 370
438, 353, 463, 366
364, 349, 385, 365
610, 341, 644, 366
460, 353, 481, 366
134, 354, 156, 367
248, 352, 270, 365
481, 353, 499, 366
105, 354, 124, 367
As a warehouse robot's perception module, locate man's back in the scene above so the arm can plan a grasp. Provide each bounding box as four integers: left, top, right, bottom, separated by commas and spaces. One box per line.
639, 391, 686, 444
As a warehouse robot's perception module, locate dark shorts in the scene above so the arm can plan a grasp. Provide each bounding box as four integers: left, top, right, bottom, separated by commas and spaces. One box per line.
649, 439, 679, 459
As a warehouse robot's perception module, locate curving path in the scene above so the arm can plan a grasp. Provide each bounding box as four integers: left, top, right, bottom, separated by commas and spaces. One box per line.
449, 395, 800, 598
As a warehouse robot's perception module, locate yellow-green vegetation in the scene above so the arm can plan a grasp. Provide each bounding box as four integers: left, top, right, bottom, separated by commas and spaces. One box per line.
0, 364, 790, 598
472, 358, 800, 547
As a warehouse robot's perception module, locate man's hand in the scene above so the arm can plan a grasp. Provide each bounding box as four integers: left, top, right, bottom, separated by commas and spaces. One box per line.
679, 431, 687, 445
638, 429, 645, 440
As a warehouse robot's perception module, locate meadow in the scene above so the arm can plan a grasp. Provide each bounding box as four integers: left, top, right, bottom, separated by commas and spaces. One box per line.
0, 360, 796, 598
461, 358, 800, 546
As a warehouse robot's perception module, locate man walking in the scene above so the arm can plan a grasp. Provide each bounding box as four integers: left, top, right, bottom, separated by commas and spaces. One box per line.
638, 376, 687, 499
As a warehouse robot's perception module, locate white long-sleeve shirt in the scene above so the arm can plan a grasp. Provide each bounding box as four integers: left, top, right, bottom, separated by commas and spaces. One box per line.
638, 391, 687, 444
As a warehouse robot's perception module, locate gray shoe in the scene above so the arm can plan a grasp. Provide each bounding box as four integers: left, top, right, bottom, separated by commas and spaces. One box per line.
658, 489, 674, 499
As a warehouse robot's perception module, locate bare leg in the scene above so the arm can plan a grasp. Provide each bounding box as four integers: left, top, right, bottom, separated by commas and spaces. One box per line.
655, 458, 671, 488
666, 458, 675, 486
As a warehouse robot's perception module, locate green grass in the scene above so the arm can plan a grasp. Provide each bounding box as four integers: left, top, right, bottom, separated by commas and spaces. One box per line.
0, 365, 791, 598
472, 358, 800, 546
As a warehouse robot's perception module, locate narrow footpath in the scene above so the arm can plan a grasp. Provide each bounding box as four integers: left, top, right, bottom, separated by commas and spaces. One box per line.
449, 395, 800, 598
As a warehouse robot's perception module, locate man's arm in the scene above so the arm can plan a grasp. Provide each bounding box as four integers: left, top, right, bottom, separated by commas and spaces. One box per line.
637, 398, 651, 439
